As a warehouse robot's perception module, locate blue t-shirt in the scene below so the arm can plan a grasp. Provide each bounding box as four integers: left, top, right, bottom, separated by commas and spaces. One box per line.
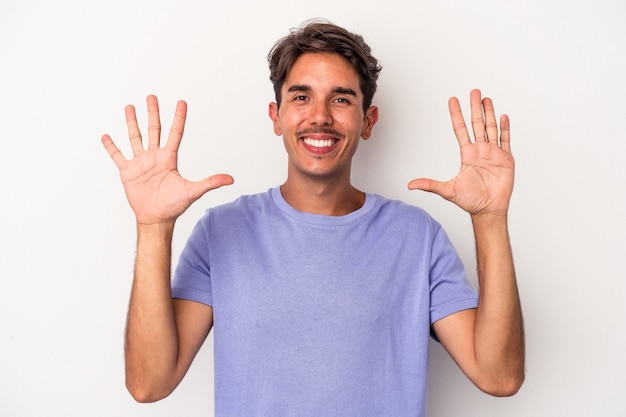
172, 187, 478, 416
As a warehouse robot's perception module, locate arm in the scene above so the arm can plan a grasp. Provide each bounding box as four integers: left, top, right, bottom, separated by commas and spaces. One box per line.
102, 95, 233, 402
408, 89, 524, 396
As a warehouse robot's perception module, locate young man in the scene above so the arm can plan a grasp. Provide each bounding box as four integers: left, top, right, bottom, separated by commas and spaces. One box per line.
102, 21, 524, 416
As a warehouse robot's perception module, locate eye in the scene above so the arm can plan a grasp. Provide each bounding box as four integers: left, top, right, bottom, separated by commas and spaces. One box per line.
333, 97, 351, 105
294, 95, 308, 101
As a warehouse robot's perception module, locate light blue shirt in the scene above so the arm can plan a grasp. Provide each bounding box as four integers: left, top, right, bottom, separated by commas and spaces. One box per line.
172, 187, 478, 416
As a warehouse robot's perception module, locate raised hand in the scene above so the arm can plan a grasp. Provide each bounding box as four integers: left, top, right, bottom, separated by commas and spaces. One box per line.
102, 95, 234, 225
408, 89, 514, 217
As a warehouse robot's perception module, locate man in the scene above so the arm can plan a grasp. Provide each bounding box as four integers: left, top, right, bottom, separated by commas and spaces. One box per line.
102, 20, 524, 416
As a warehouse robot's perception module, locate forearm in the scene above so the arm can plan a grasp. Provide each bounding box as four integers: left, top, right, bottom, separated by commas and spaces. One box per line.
125, 222, 180, 402
471, 213, 525, 394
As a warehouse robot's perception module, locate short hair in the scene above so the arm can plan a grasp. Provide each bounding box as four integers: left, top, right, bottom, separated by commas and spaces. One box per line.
267, 20, 382, 114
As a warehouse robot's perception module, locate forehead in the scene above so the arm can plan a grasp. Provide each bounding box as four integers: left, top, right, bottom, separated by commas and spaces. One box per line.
284, 52, 361, 93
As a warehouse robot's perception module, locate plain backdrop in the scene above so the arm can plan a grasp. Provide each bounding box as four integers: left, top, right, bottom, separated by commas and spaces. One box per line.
1, 0, 625, 416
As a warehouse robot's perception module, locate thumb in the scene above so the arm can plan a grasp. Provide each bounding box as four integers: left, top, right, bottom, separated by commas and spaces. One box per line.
407, 178, 451, 199
189, 174, 235, 202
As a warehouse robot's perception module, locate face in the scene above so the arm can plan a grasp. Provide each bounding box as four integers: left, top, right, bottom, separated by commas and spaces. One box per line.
269, 52, 378, 183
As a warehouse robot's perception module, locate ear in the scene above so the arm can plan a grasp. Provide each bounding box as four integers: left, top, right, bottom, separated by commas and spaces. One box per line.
361, 106, 379, 140
268, 102, 282, 136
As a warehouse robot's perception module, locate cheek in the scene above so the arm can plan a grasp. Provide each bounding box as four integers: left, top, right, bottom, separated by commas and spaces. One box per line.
335, 110, 363, 129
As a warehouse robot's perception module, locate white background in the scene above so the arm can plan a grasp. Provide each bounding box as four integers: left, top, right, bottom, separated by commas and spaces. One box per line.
1, 0, 625, 416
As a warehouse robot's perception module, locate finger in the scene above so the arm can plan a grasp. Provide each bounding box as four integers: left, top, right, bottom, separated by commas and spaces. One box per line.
470, 89, 487, 142
101, 134, 127, 169
189, 174, 235, 202
165, 100, 188, 152
407, 178, 453, 201
483, 97, 499, 144
500, 114, 512, 153
448, 97, 471, 147
146, 95, 161, 149
125, 104, 144, 156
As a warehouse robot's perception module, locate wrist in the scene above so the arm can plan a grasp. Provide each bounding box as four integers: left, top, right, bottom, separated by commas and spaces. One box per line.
136, 221, 175, 240
471, 211, 509, 234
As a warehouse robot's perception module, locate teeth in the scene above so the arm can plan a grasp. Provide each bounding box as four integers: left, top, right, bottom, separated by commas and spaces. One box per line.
304, 138, 334, 148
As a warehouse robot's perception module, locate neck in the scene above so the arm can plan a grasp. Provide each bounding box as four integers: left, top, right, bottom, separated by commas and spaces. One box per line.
280, 179, 365, 216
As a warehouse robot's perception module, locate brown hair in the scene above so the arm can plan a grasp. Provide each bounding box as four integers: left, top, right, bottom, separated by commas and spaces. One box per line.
267, 20, 382, 114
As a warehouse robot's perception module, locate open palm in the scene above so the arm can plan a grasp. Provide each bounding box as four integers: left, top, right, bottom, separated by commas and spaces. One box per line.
409, 89, 514, 217
102, 95, 233, 225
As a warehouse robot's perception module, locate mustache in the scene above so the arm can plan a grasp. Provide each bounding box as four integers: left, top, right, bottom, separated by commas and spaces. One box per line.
296, 127, 346, 139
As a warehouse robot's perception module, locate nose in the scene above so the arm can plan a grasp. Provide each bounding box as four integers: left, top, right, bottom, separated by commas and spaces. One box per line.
310, 100, 333, 126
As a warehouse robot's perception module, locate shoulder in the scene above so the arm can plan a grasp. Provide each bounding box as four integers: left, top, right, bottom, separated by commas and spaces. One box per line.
205, 188, 273, 217
191, 189, 280, 237
369, 194, 441, 231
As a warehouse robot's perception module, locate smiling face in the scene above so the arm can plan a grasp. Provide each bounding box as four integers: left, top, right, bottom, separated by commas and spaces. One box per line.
269, 52, 378, 185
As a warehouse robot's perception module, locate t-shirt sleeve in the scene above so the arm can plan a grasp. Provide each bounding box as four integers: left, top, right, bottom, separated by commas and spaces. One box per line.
171, 215, 213, 306
429, 225, 478, 327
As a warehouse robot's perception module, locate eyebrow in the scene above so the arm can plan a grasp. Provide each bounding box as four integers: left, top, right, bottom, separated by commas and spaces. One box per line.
287, 84, 358, 97
332, 87, 358, 97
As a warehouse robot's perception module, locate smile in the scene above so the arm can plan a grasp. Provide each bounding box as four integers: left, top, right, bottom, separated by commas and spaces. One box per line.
303, 138, 336, 148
